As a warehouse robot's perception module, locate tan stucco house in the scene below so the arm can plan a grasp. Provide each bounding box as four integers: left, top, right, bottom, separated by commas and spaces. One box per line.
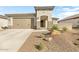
0, 6, 59, 29
58, 14, 79, 30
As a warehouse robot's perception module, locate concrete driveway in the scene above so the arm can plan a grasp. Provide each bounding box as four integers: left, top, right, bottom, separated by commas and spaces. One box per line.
0, 29, 33, 52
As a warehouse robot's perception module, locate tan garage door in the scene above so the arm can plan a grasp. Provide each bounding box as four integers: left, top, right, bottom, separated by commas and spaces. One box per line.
13, 19, 31, 29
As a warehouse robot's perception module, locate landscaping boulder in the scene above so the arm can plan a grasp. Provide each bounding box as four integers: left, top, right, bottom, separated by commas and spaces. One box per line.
51, 30, 61, 36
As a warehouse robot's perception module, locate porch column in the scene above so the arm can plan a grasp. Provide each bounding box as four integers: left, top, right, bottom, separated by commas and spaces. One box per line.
9, 17, 13, 28
37, 20, 40, 29
10, 17, 13, 26
45, 20, 47, 29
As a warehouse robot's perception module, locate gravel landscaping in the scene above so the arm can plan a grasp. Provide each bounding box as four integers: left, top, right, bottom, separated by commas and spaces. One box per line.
0, 29, 79, 52
18, 30, 79, 52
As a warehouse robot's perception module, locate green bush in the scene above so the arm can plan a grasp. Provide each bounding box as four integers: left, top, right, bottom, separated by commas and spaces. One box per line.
35, 43, 44, 50
51, 24, 59, 31
62, 27, 67, 31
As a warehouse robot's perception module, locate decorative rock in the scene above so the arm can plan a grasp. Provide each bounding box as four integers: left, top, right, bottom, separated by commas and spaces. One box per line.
51, 30, 61, 36
48, 37, 52, 41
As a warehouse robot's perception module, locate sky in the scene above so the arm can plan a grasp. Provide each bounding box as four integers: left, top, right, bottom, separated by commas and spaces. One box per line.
0, 6, 79, 20
53, 6, 79, 19
0, 6, 35, 14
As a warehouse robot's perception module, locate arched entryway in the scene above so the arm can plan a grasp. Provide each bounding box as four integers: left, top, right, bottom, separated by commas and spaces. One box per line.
40, 15, 48, 29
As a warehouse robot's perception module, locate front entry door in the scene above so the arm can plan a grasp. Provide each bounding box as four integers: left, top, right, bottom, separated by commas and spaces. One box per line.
40, 20, 45, 27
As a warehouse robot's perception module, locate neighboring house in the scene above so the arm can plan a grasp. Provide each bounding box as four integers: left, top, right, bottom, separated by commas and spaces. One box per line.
58, 14, 79, 30
1, 6, 58, 29
0, 15, 8, 28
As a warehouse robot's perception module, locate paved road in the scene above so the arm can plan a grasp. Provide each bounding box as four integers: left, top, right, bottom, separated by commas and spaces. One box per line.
0, 29, 33, 52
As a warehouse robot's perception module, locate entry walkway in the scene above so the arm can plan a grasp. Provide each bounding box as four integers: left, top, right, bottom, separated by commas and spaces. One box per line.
0, 29, 33, 52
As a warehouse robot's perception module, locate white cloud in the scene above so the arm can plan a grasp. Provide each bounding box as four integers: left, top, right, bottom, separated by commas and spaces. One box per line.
63, 7, 79, 11
59, 12, 79, 19
58, 7, 79, 19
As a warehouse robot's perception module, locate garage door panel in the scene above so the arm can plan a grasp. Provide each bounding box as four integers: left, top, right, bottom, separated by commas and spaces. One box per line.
13, 19, 31, 29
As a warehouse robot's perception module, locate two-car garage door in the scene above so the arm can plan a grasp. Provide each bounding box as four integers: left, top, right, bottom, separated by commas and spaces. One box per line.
13, 18, 31, 29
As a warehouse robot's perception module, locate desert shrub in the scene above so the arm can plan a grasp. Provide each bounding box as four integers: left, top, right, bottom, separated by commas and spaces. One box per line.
1, 26, 8, 29
62, 27, 67, 31
35, 43, 44, 50
42, 38, 48, 41
51, 24, 59, 31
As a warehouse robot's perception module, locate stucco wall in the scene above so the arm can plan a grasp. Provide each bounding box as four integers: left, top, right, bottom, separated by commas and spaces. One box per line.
37, 10, 52, 17
36, 10, 53, 29
13, 18, 31, 29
